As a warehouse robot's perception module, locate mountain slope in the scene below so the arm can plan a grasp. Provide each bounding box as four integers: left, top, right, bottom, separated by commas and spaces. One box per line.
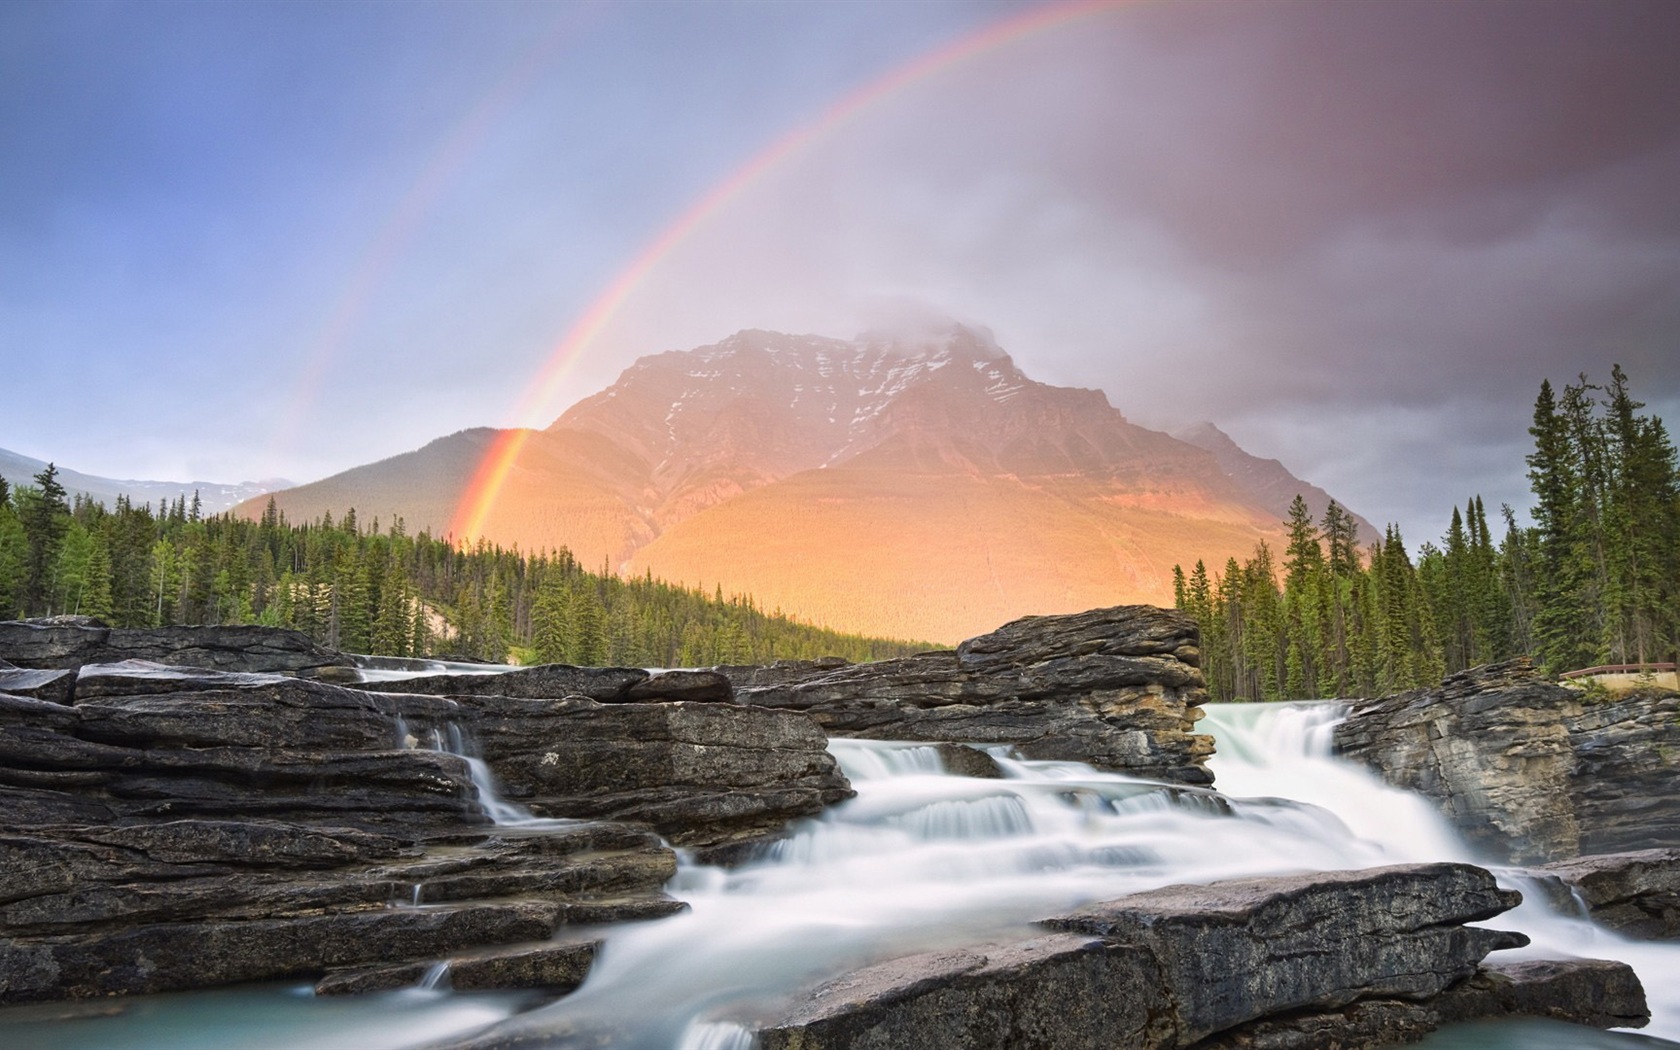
248, 326, 1364, 642
0, 446, 287, 515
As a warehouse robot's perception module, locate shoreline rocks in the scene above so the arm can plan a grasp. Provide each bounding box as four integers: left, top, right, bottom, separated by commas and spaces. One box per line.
1538, 848, 1680, 940
722, 605, 1213, 785
1334, 659, 1680, 865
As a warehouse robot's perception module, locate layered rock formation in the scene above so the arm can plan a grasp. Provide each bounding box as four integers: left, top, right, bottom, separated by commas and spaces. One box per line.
1540, 849, 1680, 939
1333, 659, 1680, 864
0, 616, 354, 676
748, 864, 1645, 1050
0, 625, 848, 1005
724, 604, 1213, 784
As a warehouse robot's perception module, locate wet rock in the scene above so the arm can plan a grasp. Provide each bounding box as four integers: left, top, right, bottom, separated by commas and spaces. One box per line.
1044, 863, 1524, 1046
757, 935, 1170, 1050
0, 661, 695, 1006
1334, 659, 1680, 864
1201, 958, 1649, 1048
315, 939, 599, 996
1540, 848, 1680, 939
0, 619, 354, 676
751, 863, 1583, 1050
0, 664, 74, 705
724, 605, 1212, 785
392, 693, 853, 850
934, 743, 1003, 778
0, 899, 562, 1003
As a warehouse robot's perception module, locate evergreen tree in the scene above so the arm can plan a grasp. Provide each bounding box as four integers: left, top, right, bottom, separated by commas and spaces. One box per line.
18, 463, 70, 614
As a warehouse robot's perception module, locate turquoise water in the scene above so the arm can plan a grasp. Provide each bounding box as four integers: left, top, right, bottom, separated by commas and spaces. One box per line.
3, 702, 1676, 1048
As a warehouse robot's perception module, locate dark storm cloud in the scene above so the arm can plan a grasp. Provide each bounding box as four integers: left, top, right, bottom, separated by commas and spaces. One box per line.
610, 0, 1680, 543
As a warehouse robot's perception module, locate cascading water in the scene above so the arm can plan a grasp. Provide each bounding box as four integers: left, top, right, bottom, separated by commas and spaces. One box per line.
8, 704, 1679, 1049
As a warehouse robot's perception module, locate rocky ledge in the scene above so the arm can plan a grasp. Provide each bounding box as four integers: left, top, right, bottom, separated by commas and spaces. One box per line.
1538, 848, 1680, 940
742, 864, 1646, 1050
721, 605, 1213, 785
1333, 659, 1680, 865
0, 623, 850, 1006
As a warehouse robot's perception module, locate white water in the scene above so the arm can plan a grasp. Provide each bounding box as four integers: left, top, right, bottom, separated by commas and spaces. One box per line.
7, 704, 1679, 1048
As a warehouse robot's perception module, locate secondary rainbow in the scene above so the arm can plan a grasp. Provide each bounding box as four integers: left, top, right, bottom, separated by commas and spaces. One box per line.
449, 0, 1125, 544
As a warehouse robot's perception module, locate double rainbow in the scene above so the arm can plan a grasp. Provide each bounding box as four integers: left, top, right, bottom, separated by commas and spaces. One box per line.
449, 0, 1124, 544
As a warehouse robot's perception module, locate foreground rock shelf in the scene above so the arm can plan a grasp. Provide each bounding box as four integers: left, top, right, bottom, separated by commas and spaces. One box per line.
746, 865, 1646, 1050
0, 622, 846, 1005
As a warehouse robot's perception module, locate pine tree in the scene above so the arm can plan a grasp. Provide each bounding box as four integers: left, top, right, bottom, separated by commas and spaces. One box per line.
19, 463, 70, 614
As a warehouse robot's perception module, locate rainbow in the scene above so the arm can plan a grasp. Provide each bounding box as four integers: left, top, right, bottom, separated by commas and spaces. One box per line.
267, 7, 597, 465
448, 0, 1125, 544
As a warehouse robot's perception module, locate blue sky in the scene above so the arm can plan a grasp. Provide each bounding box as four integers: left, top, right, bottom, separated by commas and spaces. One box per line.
4, 0, 1678, 548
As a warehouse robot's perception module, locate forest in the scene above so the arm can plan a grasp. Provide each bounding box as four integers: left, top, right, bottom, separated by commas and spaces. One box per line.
1173, 366, 1680, 701
0, 478, 929, 667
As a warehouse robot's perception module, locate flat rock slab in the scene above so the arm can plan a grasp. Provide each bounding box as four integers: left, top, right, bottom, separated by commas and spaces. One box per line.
753, 864, 1549, 1050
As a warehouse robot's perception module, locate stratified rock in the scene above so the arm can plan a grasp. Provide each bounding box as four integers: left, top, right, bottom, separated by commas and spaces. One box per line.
392, 693, 853, 850
934, 743, 1003, 778
0, 661, 691, 1006
1540, 849, 1680, 939
1202, 958, 1648, 1049
757, 935, 1171, 1050
1334, 659, 1680, 864
0, 619, 354, 676
1044, 864, 1523, 1046
360, 664, 650, 701
0, 663, 74, 705
315, 939, 599, 995
725, 605, 1212, 785
752, 863, 1591, 1050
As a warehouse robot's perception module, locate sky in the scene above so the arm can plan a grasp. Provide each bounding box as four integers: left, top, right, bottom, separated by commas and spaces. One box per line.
4, 0, 1678, 549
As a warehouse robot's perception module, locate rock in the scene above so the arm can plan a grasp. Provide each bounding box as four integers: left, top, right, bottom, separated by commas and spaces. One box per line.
724, 605, 1212, 785
934, 742, 1003, 778
315, 939, 599, 995
1202, 958, 1648, 1049
751, 863, 1592, 1050
757, 935, 1171, 1050
358, 664, 650, 701
1043, 863, 1524, 1046
391, 692, 853, 850
1539, 848, 1680, 939
624, 669, 734, 703
0, 665, 74, 705
0, 619, 355, 676
1334, 659, 1680, 864
0, 661, 696, 1006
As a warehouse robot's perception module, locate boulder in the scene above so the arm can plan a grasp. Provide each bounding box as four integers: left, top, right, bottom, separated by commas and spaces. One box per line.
749, 863, 1632, 1050
1540, 848, 1680, 939
1333, 659, 1680, 864
0, 619, 354, 676
723, 605, 1212, 785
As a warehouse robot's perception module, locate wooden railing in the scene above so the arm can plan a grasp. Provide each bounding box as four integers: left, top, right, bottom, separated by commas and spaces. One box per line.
1560, 662, 1678, 679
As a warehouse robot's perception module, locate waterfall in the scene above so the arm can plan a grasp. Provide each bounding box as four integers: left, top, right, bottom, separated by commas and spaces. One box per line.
9, 705, 1679, 1049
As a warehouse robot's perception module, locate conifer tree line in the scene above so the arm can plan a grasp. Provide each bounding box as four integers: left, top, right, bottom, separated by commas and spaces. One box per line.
0, 477, 927, 667
1174, 366, 1679, 701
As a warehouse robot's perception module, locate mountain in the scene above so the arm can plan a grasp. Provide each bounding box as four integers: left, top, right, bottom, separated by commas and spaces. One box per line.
244, 326, 1366, 643
1172, 422, 1379, 546
0, 447, 289, 516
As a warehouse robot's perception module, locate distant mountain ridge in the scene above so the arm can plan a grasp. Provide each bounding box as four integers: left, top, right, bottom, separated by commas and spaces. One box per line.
0, 447, 289, 515
246, 326, 1370, 642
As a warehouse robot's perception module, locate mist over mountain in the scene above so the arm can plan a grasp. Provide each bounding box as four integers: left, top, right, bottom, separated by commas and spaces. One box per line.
0, 446, 289, 516
247, 326, 1371, 642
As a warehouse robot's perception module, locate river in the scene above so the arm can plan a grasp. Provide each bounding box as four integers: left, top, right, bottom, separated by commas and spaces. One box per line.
7, 701, 1678, 1048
